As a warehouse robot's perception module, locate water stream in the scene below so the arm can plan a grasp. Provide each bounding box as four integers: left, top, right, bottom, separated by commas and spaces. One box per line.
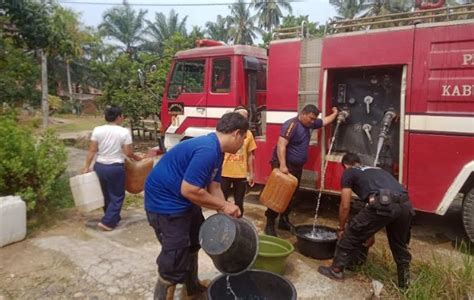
310, 114, 345, 236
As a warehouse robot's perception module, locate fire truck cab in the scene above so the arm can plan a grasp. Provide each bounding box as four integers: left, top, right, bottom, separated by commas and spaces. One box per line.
160, 41, 267, 149
160, 6, 474, 241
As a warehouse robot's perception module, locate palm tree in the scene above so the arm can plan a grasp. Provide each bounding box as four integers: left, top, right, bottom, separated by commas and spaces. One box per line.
227, 0, 262, 45
329, 0, 367, 19
145, 9, 188, 53
361, 0, 412, 17
98, 2, 147, 57
252, 0, 293, 32
205, 15, 230, 43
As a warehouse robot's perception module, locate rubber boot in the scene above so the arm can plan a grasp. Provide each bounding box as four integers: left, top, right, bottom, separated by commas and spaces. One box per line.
277, 213, 293, 231
154, 275, 176, 300
264, 216, 277, 237
183, 251, 210, 300
397, 264, 410, 289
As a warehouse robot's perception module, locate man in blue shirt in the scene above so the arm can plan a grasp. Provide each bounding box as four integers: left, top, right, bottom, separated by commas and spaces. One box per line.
145, 112, 246, 299
264, 104, 338, 236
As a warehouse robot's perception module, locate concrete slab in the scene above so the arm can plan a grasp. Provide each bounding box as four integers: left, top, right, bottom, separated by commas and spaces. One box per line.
27, 205, 372, 299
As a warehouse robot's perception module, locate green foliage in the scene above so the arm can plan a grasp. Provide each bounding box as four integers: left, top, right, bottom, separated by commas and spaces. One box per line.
1, 0, 51, 49
205, 15, 231, 43
252, 0, 293, 32
360, 245, 474, 299
99, 2, 147, 56
99, 53, 160, 121
0, 113, 68, 215
145, 9, 188, 54
281, 15, 325, 37
228, 0, 262, 45
0, 38, 40, 106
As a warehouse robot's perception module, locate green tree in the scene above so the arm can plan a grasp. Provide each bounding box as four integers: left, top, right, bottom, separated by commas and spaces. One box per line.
252, 0, 293, 32
281, 15, 324, 36
48, 6, 87, 108
99, 53, 159, 122
0, 38, 40, 106
98, 2, 147, 57
228, 0, 262, 45
1, 0, 52, 127
205, 15, 230, 43
145, 9, 188, 53
329, 0, 367, 19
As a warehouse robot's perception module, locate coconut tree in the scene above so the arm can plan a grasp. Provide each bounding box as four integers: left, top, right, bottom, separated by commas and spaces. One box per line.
252, 0, 293, 32
145, 9, 188, 53
227, 0, 262, 45
98, 2, 147, 57
205, 15, 231, 43
329, 0, 367, 19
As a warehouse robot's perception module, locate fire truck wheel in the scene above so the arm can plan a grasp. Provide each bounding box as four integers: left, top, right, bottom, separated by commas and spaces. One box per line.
462, 187, 474, 243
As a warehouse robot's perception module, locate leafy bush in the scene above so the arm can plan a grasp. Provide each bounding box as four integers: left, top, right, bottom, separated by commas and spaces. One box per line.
0, 113, 69, 215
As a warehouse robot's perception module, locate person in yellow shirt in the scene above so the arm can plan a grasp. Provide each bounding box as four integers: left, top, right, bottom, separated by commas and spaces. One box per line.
221, 107, 257, 216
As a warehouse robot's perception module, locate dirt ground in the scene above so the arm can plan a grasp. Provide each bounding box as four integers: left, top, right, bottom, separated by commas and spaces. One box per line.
0, 147, 472, 299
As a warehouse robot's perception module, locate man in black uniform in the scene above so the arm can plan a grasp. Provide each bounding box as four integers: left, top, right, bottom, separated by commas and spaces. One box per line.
318, 153, 414, 289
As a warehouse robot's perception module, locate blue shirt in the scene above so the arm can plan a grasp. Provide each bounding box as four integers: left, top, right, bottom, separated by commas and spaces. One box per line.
144, 133, 222, 214
271, 117, 323, 167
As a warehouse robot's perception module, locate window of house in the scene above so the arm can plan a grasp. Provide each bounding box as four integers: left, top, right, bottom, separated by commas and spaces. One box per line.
211, 58, 231, 93
167, 60, 205, 99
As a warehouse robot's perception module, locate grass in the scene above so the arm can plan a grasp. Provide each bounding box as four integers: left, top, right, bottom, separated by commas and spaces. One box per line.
359, 244, 474, 299
124, 193, 144, 209
50, 114, 105, 133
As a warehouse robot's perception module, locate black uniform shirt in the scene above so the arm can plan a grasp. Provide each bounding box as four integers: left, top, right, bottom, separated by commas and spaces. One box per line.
341, 166, 407, 201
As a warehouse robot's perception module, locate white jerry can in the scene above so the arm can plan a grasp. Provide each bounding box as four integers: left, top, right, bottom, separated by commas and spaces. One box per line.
0, 196, 27, 247
69, 172, 104, 213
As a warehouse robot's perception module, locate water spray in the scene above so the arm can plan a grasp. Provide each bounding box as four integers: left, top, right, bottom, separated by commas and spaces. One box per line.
374, 109, 397, 166
310, 108, 350, 237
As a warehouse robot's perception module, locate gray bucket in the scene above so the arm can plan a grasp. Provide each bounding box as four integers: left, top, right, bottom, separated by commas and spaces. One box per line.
199, 214, 258, 275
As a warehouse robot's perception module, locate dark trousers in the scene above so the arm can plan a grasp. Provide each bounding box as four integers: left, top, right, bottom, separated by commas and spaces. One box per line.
146, 205, 204, 283
93, 162, 125, 228
221, 177, 247, 215
333, 201, 413, 270
265, 161, 303, 220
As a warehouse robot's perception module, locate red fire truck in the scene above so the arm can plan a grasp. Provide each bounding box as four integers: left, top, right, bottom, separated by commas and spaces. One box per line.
159, 3, 474, 241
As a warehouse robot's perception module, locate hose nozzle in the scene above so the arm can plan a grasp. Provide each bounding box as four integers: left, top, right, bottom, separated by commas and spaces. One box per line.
379, 110, 397, 138
337, 109, 350, 124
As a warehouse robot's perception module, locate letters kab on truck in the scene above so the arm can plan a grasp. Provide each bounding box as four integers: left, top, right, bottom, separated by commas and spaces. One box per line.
159, 4, 474, 242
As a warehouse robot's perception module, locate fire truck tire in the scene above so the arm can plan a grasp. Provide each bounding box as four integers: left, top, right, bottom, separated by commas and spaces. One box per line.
462, 187, 474, 242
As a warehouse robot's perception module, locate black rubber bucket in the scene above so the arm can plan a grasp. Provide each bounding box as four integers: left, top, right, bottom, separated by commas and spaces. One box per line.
208, 270, 297, 300
295, 225, 337, 260
199, 214, 259, 274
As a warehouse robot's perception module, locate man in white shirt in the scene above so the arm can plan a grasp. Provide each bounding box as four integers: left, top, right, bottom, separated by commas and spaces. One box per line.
82, 106, 142, 231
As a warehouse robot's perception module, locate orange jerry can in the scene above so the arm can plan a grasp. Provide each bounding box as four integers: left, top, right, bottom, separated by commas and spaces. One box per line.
125, 158, 154, 194
260, 169, 298, 213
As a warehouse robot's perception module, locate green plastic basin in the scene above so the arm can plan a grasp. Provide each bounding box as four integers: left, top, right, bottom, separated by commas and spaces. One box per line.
252, 234, 294, 275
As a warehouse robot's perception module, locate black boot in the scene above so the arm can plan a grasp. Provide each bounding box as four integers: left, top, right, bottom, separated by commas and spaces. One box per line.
183, 251, 209, 299
397, 264, 410, 289
277, 213, 293, 231
154, 276, 176, 300
264, 216, 277, 237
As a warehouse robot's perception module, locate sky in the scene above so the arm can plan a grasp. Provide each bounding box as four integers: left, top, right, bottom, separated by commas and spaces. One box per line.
58, 0, 337, 33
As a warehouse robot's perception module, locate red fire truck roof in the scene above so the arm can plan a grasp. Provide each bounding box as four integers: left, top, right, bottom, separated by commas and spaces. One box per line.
174, 45, 267, 60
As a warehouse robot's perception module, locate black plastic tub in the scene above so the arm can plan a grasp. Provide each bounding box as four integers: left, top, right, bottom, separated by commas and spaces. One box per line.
208, 270, 297, 300
199, 214, 259, 274
295, 225, 337, 260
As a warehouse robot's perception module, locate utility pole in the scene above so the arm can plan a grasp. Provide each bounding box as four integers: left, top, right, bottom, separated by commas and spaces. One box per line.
41, 0, 50, 129
41, 49, 48, 129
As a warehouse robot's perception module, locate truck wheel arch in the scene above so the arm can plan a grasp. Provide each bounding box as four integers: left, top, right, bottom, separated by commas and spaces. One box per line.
436, 161, 474, 215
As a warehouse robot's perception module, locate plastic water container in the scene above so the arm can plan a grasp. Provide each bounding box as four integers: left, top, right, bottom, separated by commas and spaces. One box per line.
0, 196, 27, 247
69, 172, 104, 212
260, 169, 298, 213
